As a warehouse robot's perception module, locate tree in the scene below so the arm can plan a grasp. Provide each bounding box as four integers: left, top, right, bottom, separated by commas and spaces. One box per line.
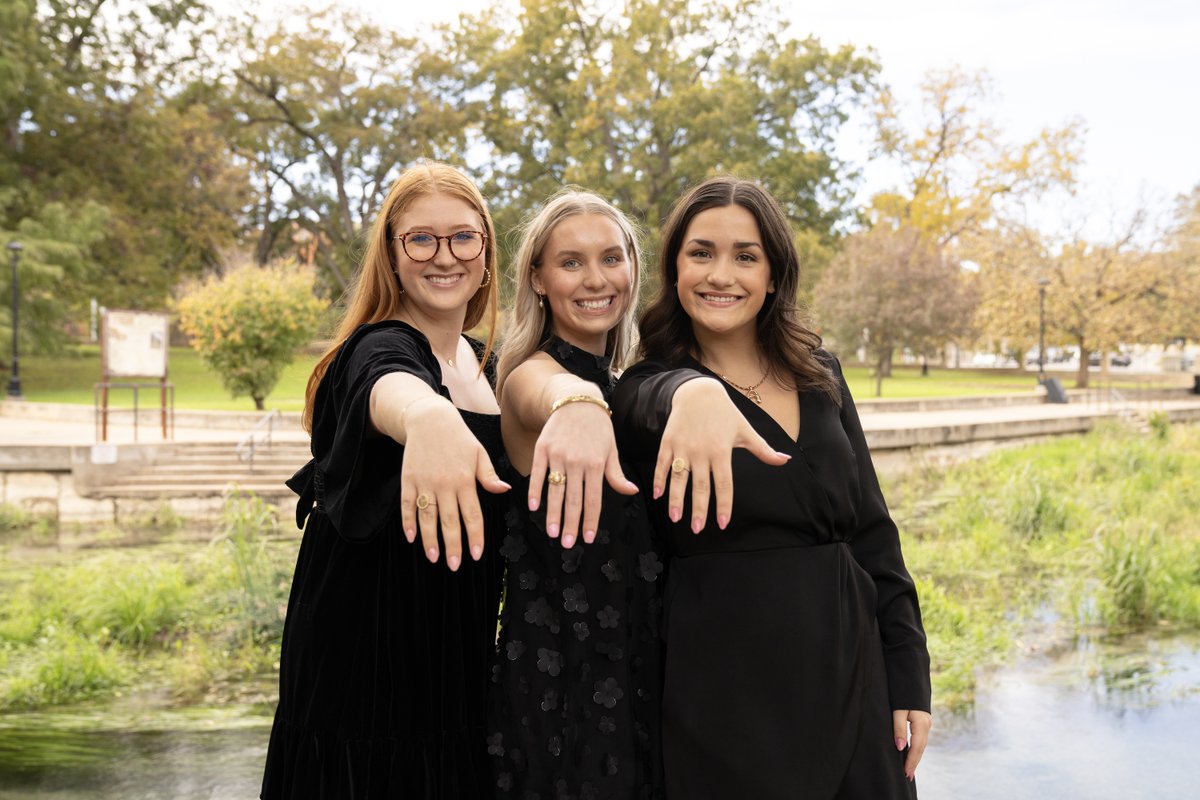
1160, 185, 1200, 342
224, 5, 472, 293
453, 0, 879, 266
814, 225, 976, 396
175, 260, 324, 410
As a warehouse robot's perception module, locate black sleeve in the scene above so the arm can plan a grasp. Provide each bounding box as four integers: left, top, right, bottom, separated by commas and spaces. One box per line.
311, 323, 442, 541
611, 359, 708, 461
831, 355, 932, 713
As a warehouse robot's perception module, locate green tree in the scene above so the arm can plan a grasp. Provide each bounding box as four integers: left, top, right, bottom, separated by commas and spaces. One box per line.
453, 0, 878, 271
175, 261, 324, 410
224, 5, 472, 292
814, 225, 977, 396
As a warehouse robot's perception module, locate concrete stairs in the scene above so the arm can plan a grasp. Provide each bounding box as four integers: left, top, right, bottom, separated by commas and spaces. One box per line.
89, 440, 311, 500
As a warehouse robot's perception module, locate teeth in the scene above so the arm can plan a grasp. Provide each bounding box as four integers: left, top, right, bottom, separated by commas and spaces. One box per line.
576, 298, 613, 310
701, 294, 738, 304
427, 275, 461, 286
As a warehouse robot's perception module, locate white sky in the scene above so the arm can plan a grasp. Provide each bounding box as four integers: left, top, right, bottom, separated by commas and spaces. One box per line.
277, 0, 1200, 240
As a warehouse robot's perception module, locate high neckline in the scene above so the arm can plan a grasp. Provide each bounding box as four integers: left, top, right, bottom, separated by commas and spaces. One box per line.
541, 335, 615, 398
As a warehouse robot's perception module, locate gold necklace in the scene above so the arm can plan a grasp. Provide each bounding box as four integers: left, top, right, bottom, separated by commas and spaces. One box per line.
719, 368, 769, 404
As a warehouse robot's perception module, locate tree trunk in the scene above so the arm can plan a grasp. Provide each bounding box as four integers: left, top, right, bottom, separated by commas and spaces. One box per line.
920, 354, 929, 376
880, 350, 893, 378
254, 395, 265, 411
874, 355, 886, 397
1076, 337, 1090, 389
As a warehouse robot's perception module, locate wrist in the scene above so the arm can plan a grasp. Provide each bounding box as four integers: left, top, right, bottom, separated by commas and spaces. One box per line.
402, 394, 454, 427
549, 392, 611, 417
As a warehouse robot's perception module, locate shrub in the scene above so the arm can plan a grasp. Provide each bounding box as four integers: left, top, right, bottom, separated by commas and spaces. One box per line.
175, 260, 324, 409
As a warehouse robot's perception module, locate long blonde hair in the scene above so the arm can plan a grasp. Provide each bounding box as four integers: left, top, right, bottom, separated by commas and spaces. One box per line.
303, 162, 499, 432
496, 189, 642, 400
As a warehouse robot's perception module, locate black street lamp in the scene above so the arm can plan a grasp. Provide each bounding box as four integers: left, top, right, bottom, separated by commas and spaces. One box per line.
1037, 277, 1050, 381
7, 241, 22, 398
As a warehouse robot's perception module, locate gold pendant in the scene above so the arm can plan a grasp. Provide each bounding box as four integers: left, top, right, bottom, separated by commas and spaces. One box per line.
746, 387, 763, 404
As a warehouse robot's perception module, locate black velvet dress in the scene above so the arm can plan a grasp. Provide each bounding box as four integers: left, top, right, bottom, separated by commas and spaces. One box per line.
262, 321, 506, 799
612, 352, 930, 800
487, 336, 665, 799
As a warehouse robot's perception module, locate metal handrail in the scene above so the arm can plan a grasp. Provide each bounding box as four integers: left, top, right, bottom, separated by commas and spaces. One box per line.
236, 409, 281, 471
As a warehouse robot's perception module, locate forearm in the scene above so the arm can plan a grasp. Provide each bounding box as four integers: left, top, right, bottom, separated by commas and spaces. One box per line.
369, 372, 457, 444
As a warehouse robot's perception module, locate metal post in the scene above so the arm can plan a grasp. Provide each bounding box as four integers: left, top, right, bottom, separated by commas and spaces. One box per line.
7, 241, 22, 397
1037, 278, 1050, 381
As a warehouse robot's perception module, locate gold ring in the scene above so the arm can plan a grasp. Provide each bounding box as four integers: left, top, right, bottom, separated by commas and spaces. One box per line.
547, 470, 567, 486
416, 493, 434, 510
671, 457, 689, 474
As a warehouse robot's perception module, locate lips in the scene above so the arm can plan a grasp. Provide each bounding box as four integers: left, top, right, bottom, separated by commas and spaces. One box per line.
574, 297, 615, 311
425, 274, 465, 287
698, 292, 742, 305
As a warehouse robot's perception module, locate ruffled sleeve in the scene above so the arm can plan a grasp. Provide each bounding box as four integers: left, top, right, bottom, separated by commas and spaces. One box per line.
827, 353, 932, 713
295, 321, 443, 541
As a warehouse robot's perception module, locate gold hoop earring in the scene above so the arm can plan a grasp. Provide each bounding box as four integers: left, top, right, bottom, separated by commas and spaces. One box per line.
479, 267, 491, 288
394, 270, 405, 294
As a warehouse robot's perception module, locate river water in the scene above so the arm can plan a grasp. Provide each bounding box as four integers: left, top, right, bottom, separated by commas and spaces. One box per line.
1, 633, 1196, 799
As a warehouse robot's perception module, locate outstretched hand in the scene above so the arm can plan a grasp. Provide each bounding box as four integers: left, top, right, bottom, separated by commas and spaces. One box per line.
400, 401, 510, 571
653, 378, 790, 532
528, 401, 639, 548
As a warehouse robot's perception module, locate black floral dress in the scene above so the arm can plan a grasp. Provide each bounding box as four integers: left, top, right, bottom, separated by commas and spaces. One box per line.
487, 336, 665, 799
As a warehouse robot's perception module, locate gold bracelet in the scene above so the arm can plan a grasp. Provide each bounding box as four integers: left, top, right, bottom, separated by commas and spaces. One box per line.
549, 393, 611, 417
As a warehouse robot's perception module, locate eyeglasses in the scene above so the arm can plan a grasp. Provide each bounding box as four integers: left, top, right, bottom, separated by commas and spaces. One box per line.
392, 230, 487, 262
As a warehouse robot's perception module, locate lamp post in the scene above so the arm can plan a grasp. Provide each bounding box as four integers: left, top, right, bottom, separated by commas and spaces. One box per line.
6, 241, 22, 398
1037, 277, 1050, 381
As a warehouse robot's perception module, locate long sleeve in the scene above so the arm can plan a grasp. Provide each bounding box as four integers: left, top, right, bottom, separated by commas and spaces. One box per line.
612, 359, 706, 461
830, 355, 931, 713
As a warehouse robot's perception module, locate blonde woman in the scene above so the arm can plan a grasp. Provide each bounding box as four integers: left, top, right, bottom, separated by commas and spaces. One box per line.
486, 190, 664, 797
263, 163, 509, 798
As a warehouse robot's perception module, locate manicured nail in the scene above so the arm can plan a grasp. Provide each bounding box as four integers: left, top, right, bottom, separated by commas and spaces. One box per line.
653, 485, 663, 499
529, 496, 539, 511
471, 544, 482, 561
895, 738, 906, 751
497, 481, 512, 490
777, 451, 792, 460
448, 554, 461, 571
717, 514, 729, 530
426, 547, 439, 563
691, 518, 703, 534
562, 533, 576, 549
669, 506, 681, 523
547, 523, 559, 538
405, 528, 416, 543
584, 530, 595, 544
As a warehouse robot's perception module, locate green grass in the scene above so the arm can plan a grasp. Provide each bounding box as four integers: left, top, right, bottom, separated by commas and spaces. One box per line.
17, 345, 319, 411
15, 344, 1147, 410
890, 421, 1200, 709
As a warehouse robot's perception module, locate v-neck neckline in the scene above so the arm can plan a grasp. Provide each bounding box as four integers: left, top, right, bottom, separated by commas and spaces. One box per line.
688, 358, 803, 448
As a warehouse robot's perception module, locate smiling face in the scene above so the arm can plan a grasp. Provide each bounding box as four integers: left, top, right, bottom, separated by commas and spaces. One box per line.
391, 192, 487, 322
675, 203, 775, 342
531, 213, 634, 355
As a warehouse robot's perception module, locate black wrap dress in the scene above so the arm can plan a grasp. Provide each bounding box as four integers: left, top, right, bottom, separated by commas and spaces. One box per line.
262, 320, 506, 799
612, 351, 930, 800
487, 336, 665, 799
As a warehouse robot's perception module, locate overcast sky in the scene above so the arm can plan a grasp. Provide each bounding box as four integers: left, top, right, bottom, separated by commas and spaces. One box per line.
300, 0, 1200, 239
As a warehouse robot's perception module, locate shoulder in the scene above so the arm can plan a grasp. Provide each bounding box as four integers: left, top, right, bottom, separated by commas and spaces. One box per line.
616, 357, 689, 383
351, 320, 431, 356
332, 320, 439, 385
813, 347, 841, 373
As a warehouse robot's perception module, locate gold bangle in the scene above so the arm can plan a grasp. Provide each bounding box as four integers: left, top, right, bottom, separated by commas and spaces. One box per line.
549, 393, 611, 417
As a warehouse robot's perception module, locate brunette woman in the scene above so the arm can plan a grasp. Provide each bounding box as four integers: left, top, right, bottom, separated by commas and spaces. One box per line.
262, 163, 508, 798
612, 177, 932, 799
487, 190, 664, 798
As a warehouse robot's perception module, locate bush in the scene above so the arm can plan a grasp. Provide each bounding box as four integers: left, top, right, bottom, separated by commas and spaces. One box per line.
175, 260, 324, 409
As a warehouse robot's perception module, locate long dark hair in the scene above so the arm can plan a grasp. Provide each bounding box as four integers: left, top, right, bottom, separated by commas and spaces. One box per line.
638, 176, 840, 402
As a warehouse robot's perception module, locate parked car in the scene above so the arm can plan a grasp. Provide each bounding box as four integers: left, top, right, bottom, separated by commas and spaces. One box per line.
1087, 351, 1101, 367
1110, 353, 1132, 367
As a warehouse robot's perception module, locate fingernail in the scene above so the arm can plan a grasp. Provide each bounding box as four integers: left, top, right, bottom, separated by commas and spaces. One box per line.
426, 547, 439, 562
547, 523, 559, 538
907, 773, 915, 782
497, 481, 512, 490
405, 528, 416, 542
584, 530, 595, 544
528, 496, 539, 511
778, 451, 792, 460
448, 554, 461, 571
717, 514, 729, 529
471, 544, 482, 560
896, 738, 906, 751
562, 533, 575, 549
653, 485, 663, 499
691, 518, 703, 534
669, 506, 681, 523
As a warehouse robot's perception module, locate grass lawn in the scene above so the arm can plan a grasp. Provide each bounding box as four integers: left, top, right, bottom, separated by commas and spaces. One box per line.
10, 346, 1156, 410
17, 346, 320, 412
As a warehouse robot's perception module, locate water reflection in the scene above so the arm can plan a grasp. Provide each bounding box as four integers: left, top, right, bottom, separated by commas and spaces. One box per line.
1, 634, 1196, 799
919, 632, 1199, 800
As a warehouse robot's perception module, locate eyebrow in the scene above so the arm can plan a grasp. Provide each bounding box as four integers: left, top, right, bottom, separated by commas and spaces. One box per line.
686, 238, 763, 249
553, 245, 625, 258
404, 223, 478, 232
